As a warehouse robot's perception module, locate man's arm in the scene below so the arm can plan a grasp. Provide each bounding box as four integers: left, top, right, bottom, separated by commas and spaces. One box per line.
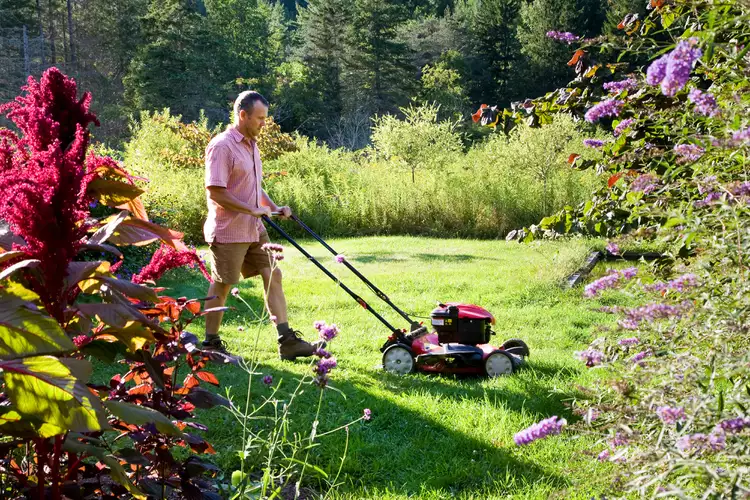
207, 186, 272, 218
260, 189, 292, 218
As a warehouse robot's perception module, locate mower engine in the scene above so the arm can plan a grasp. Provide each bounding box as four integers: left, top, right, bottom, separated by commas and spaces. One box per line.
431, 303, 494, 345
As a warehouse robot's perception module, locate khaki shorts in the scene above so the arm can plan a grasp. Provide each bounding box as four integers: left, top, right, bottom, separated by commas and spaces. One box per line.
208, 231, 272, 284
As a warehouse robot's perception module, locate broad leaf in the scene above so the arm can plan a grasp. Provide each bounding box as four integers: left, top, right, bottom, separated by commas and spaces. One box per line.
0, 220, 24, 250
104, 400, 182, 436
0, 250, 25, 264
117, 197, 149, 221
0, 290, 74, 360
0, 259, 40, 281
87, 178, 145, 206
78, 242, 123, 258
98, 321, 156, 352
88, 210, 128, 246
78, 303, 146, 329
64, 439, 147, 499
0, 407, 66, 438
1, 355, 109, 433
105, 215, 187, 251
81, 276, 158, 303
66, 261, 109, 292
186, 387, 231, 409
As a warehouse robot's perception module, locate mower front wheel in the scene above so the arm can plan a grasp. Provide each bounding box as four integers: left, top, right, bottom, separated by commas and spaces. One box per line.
382, 344, 415, 376
484, 351, 514, 377
502, 338, 530, 358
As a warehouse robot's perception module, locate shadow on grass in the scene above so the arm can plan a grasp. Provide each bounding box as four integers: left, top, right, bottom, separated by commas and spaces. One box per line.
199, 357, 581, 497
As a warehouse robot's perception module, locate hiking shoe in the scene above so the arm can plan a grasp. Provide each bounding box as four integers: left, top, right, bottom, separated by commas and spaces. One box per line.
278, 330, 326, 361
201, 337, 230, 354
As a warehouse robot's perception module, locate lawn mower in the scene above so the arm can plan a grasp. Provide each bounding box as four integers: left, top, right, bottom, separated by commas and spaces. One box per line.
262, 214, 530, 377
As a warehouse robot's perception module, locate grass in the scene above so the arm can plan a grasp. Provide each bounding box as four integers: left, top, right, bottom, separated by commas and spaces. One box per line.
148, 235, 640, 499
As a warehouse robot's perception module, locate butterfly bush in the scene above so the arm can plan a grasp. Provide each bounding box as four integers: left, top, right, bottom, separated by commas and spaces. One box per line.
546, 31, 580, 43
513, 416, 567, 445
603, 78, 638, 93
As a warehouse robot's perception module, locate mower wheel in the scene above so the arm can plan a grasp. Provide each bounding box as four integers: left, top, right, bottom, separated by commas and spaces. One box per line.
484, 351, 514, 377
382, 344, 414, 375
502, 338, 530, 358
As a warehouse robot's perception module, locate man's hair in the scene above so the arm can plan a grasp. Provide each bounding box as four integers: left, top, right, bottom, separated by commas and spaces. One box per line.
233, 91, 269, 121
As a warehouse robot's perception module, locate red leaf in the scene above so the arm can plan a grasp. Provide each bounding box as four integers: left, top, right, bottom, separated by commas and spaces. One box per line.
567, 49, 586, 67
195, 371, 219, 386
608, 172, 624, 188
183, 374, 200, 389
127, 384, 151, 395
186, 302, 201, 315
567, 153, 580, 164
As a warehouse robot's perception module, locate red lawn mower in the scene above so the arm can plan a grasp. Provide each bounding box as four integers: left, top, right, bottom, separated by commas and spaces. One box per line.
263, 214, 530, 377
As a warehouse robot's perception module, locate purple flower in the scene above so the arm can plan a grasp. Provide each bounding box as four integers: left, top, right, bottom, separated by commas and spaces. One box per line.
717, 417, 750, 433
630, 173, 660, 194
603, 78, 638, 94
688, 89, 719, 117
656, 406, 686, 424
661, 39, 703, 96
613, 119, 635, 137
729, 181, 750, 198
261, 243, 285, 253
513, 416, 567, 445
646, 55, 669, 85
231, 287, 240, 297
313, 356, 338, 387
730, 127, 750, 146
583, 138, 606, 148
695, 191, 722, 208
611, 432, 629, 447
630, 350, 652, 364
314, 347, 332, 358
606, 242, 620, 255
674, 143, 705, 162
575, 348, 605, 367
617, 337, 639, 346
677, 432, 726, 454
585, 99, 624, 123
262, 375, 273, 386
363, 408, 372, 421
597, 449, 610, 461
546, 31, 580, 43
584, 268, 638, 297
314, 321, 340, 342
619, 301, 691, 329
335, 254, 346, 263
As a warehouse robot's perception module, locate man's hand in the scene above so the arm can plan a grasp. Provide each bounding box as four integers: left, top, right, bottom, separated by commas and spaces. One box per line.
278, 206, 293, 219
251, 206, 273, 218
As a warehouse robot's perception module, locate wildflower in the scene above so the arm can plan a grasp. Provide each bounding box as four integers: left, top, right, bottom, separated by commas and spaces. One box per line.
717, 417, 750, 433
729, 180, 750, 197
630, 350, 652, 364
314, 321, 339, 342
261, 243, 284, 253
647, 38, 702, 96
363, 408, 372, 421
583, 138, 606, 148
314, 347, 332, 358
513, 416, 567, 445
335, 254, 346, 263
231, 287, 240, 297
619, 301, 691, 329
613, 119, 635, 137
262, 375, 273, 386
575, 349, 605, 367
730, 127, 750, 146
617, 337, 639, 346
131, 243, 213, 285
313, 356, 338, 387
546, 31, 580, 43
677, 432, 726, 454
270, 315, 278, 323
695, 191, 722, 208
646, 55, 669, 85
656, 406, 686, 424
584, 268, 638, 297
603, 78, 638, 94
611, 432, 629, 447
585, 99, 624, 123
630, 174, 660, 194
606, 242, 620, 255
688, 89, 719, 117
597, 449, 610, 461
674, 143, 705, 162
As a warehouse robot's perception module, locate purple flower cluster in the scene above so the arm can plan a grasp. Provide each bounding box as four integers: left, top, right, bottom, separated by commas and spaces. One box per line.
613, 119, 635, 137
606, 242, 620, 255
262, 375, 273, 386
603, 78, 638, 94
585, 99, 624, 123
363, 408, 372, 421
584, 267, 638, 297
314, 320, 340, 342
676, 432, 726, 455
647, 38, 703, 96
630, 174, 660, 194
730, 181, 750, 197
630, 350, 652, 365
335, 254, 347, 263
261, 242, 285, 262
656, 406, 686, 424
717, 417, 750, 433
575, 348, 605, 367
611, 432, 629, 447
695, 191, 722, 208
617, 337, 639, 346
730, 127, 750, 146
546, 31, 580, 43
619, 301, 691, 329
674, 143, 705, 162
688, 89, 719, 117
513, 416, 567, 445
646, 273, 699, 293
583, 138, 606, 148
313, 356, 338, 388
597, 449, 610, 461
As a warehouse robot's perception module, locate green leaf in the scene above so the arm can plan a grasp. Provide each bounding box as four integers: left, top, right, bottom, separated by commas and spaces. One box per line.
664, 217, 686, 228
1, 356, 109, 434
88, 210, 129, 246
99, 321, 156, 352
0, 289, 75, 360
80, 339, 127, 363
88, 178, 145, 207
232, 470, 247, 487
0, 407, 66, 438
104, 400, 182, 436
78, 303, 147, 329
81, 277, 158, 303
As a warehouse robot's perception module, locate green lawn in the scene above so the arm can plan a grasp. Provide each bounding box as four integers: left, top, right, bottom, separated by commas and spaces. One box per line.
154, 235, 630, 499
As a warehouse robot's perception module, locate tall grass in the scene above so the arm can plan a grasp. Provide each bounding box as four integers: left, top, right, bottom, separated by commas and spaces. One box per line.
123, 108, 601, 243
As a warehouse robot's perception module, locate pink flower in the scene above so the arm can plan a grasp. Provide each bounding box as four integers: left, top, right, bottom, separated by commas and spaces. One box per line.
335, 254, 346, 263
261, 243, 284, 253
73, 335, 91, 348
617, 337, 639, 346
231, 287, 240, 297
131, 243, 213, 285
597, 449, 611, 461
606, 242, 620, 255
238, 326, 245, 332
363, 408, 372, 421
656, 406, 686, 424
576, 349, 605, 367
270, 315, 278, 323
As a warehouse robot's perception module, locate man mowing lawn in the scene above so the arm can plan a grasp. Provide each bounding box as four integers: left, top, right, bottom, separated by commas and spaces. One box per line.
201, 90, 325, 360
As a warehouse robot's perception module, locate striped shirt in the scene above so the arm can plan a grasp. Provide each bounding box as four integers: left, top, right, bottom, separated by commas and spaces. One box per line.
203, 126, 264, 243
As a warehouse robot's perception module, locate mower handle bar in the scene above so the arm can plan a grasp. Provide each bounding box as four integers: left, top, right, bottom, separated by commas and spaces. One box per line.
261, 214, 406, 334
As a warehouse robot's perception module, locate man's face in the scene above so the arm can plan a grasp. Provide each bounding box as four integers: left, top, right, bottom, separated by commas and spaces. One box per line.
240, 102, 268, 140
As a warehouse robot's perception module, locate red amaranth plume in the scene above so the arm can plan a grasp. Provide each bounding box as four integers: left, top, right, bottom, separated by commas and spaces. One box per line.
0, 68, 99, 321
131, 244, 212, 285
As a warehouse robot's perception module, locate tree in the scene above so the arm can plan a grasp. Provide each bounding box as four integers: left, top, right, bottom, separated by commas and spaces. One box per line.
418, 51, 470, 120
347, 0, 415, 115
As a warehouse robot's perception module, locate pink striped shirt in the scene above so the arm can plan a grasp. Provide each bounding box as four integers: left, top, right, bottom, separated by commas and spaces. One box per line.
203, 126, 265, 243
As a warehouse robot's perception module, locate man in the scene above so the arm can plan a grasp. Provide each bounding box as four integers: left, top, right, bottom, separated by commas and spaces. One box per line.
201, 91, 324, 360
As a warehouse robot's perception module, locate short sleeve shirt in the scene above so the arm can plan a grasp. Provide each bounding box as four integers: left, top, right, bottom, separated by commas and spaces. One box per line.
203, 126, 265, 243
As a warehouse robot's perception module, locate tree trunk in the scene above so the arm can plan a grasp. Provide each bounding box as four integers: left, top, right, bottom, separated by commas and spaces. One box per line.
48, 0, 56, 64
36, 0, 44, 65
67, 0, 75, 64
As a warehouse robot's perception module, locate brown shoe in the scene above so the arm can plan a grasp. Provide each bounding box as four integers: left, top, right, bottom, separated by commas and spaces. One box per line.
278, 329, 327, 361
